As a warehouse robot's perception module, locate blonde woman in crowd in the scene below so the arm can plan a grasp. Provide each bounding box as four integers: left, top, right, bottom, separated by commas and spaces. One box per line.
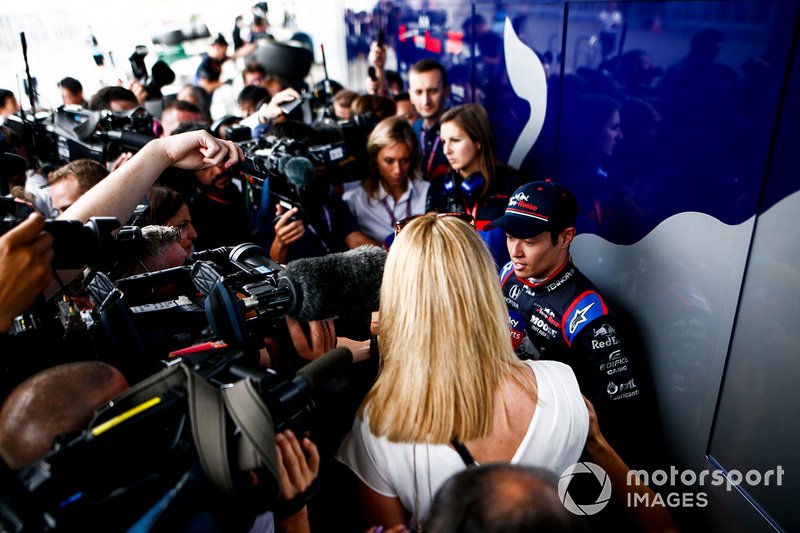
337, 214, 589, 530
343, 117, 429, 247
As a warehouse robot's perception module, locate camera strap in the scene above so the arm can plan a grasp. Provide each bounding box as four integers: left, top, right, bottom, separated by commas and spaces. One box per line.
188, 370, 282, 509
89, 363, 283, 512
223, 378, 281, 495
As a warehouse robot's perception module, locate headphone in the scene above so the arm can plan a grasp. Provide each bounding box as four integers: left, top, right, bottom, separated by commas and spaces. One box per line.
442, 171, 486, 203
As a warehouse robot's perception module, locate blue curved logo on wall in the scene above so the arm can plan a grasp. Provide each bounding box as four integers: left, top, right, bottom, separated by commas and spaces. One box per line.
348, 1, 800, 245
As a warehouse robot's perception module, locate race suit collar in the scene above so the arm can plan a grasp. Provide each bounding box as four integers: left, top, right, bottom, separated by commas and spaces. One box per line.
517, 256, 574, 290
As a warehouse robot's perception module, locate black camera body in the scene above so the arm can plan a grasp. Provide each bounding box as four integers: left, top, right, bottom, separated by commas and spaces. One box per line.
129, 45, 176, 100
235, 113, 377, 223
0, 239, 356, 530
4, 105, 158, 169
0, 198, 140, 271
1, 344, 352, 532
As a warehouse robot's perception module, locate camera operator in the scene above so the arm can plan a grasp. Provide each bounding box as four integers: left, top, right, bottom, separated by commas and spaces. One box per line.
160, 100, 207, 137
1, 126, 54, 217
56, 128, 243, 264
0, 208, 57, 401
243, 87, 303, 139
168, 123, 250, 251
108, 225, 187, 280
58, 77, 88, 108
0, 361, 129, 470
0, 359, 322, 533
47, 159, 109, 215
263, 121, 375, 264
0, 89, 20, 119
88, 86, 139, 112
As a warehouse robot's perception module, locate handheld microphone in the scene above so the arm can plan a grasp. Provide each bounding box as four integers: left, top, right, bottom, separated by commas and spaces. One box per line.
295, 347, 353, 390
282, 245, 386, 321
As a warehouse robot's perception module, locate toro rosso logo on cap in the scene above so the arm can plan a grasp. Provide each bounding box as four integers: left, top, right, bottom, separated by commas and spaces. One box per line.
507, 196, 548, 220
510, 192, 530, 203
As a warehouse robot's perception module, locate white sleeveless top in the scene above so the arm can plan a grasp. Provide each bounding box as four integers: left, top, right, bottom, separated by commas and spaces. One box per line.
335, 360, 589, 525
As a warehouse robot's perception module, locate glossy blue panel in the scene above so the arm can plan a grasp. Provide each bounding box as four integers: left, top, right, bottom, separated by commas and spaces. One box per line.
556, 1, 798, 243
345, 1, 799, 244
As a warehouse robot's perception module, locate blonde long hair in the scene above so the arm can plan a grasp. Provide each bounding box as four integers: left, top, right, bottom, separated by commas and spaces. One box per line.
364, 116, 421, 199
363, 214, 522, 443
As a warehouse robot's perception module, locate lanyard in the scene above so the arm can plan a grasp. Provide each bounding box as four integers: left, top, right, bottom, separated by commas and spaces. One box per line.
420, 128, 441, 176
380, 188, 413, 227
468, 201, 478, 221
306, 206, 333, 254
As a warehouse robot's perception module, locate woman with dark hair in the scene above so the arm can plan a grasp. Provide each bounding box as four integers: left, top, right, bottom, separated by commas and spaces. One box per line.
146, 185, 198, 256
426, 103, 525, 268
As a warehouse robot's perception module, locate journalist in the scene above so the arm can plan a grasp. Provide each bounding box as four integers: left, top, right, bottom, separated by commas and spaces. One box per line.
336, 214, 588, 530
263, 121, 375, 263
343, 116, 429, 246
57, 129, 243, 228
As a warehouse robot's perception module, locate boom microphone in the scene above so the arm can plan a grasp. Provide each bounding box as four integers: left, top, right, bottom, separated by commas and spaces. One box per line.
283, 156, 316, 188
282, 245, 386, 321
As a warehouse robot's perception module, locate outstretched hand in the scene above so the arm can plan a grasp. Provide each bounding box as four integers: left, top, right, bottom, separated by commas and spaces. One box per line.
160, 130, 244, 171
286, 317, 336, 361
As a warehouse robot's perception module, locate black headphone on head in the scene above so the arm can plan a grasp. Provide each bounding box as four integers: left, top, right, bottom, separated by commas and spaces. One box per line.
442, 171, 486, 203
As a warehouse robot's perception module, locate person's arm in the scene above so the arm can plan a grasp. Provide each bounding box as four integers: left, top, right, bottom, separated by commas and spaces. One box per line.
336, 337, 372, 363
0, 213, 54, 333
366, 41, 389, 96
258, 88, 302, 126
285, 317, 336, 361
345, 230, 378, 249
358, 480, 409, 531
198, 78, 224, 95
583, 397, 678, 533
269, 207, 305, 263
58, 130, 243, 225
231, 42, 258, 60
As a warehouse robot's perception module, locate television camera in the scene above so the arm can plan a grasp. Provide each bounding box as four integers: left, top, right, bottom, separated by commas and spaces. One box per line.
0, 236, 384, 531
3, 105, 159, 170
233, 112, 378, 225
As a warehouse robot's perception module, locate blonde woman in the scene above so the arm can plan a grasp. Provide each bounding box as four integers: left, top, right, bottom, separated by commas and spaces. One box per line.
343, 116, 429, 245
336, 214, 588, 530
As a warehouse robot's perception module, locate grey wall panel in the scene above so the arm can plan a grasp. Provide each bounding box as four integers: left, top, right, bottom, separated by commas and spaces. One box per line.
703, 457, 784, 533
572, 212, 754, 469
706, 191, 800, 531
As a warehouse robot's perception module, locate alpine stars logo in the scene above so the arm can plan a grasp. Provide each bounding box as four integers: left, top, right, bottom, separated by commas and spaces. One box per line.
569, 302, 595, 334
559, 462, 612, 515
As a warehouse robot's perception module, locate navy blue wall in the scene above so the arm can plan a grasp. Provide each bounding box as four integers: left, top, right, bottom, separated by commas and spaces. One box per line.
345, 1, 800, 244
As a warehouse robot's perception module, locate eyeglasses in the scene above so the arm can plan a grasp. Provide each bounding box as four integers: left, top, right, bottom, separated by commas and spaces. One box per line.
395, 212, 476, 236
